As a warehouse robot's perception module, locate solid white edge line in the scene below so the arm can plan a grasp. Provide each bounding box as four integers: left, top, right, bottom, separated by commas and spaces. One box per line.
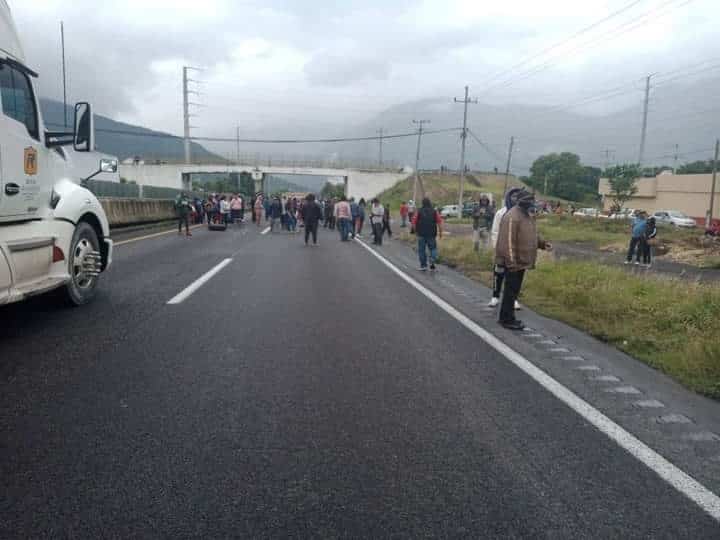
167, 258, 233, 305
354, 238, 720, 522
115, 225, 203, 246
260, 226, 271, 235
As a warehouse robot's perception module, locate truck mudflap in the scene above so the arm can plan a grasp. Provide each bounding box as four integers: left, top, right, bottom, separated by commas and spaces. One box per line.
102, 238, 113, 270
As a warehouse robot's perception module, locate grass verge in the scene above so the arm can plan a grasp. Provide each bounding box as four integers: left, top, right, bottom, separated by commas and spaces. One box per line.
400, 232, 720, 399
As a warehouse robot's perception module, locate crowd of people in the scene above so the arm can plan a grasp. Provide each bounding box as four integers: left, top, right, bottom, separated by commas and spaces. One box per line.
176, 187, 554, 331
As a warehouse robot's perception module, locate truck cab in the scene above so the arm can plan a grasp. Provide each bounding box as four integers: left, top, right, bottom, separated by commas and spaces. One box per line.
0, 0, 116, 306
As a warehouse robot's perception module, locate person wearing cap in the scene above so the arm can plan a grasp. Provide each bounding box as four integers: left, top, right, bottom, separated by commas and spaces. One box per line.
494, 191, 552, 330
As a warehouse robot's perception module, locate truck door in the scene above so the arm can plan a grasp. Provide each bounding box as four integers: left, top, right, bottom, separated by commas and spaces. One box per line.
0, 61, 46, 221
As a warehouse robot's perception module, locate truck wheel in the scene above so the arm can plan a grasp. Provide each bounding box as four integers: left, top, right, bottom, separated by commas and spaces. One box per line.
63, 222, 101, 306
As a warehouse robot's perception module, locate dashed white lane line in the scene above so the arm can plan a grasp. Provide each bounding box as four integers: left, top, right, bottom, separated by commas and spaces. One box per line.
606, 386, 642, 395
167, 258, 233, 305
260, 226, 271, 235
635, 400, 666, 409
574, 365, 601, 371
354, 238, 720, 522
658, 414, 693, 424
591, 375, 621, 382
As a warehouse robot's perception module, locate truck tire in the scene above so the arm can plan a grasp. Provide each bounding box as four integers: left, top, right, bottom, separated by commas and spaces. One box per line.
63, 222, 101, 306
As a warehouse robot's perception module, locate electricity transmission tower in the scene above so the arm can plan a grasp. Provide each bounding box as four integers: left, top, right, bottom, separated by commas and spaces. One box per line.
637, 74, 655, 167
454, 86, 478, 213
183, 66, 203, 164
412, 120, 431, 203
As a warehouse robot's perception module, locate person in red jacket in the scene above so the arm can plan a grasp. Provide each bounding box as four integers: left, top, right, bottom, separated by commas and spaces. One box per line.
399, 201, 409, 228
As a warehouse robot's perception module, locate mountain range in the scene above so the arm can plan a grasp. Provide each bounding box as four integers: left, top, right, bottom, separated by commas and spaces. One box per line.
39, 73, 720, 183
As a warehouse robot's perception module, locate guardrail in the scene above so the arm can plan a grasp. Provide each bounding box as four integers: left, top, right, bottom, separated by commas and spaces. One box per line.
86, 179, 204, 200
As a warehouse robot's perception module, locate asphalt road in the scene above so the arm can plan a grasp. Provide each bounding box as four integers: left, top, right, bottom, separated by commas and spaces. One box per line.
1, 222, 719, 538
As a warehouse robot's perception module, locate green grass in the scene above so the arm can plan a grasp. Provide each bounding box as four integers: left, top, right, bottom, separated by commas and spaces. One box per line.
401, 231, 720, 399
536, 215, 701, 248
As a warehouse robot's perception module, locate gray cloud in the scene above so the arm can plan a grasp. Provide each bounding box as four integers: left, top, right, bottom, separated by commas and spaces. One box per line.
304, 54, 391, 87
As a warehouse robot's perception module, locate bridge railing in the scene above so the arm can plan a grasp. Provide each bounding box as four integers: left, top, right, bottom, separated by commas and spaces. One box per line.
86, 179, 205, 201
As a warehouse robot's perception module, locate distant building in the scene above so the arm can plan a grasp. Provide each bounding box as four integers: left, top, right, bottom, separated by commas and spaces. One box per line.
598, 172, 720, 224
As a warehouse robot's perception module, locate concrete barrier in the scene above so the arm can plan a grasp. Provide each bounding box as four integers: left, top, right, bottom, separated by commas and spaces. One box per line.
100, 198, 176, 228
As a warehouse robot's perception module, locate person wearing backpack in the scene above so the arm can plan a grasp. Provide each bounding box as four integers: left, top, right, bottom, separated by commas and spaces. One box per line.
412, 197, 443, 271
175, 192, 192, 237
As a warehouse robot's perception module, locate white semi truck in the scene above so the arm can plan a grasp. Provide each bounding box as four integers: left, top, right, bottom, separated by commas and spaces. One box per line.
0, 0, 116, 306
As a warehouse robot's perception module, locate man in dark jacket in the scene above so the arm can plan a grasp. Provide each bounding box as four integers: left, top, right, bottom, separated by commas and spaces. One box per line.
494, 191, 551, 330
269, 197, 283, 233
412, 197, 443, 271
301, 194, 323, 245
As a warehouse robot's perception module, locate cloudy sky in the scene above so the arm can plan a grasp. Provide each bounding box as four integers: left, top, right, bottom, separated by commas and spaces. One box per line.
9, 0, 720, 146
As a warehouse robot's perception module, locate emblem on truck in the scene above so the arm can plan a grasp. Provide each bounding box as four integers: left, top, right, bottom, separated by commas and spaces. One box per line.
5, 183, 20, 196
24, 147, 38, 175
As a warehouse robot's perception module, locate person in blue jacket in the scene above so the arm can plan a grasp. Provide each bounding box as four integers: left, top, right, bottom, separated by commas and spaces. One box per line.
625, 211, 647, 265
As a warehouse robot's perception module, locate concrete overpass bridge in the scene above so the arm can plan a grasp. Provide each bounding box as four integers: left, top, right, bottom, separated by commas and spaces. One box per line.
118, 163, 411, 201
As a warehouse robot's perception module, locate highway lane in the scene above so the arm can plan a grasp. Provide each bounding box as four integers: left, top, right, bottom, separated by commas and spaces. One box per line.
1, 225, 719, 538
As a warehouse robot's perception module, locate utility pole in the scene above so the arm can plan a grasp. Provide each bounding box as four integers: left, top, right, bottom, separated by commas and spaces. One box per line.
60, 22, 68, 128
603, 149, 615, 171
412, 120, 431, 203
236, 125, 241, 165
709, 138, 719, 226
182, 66, 202, 164
503, 136, 515, 195
377, 127, 384, 168
454, 86, 478, 214
673, 143, 679, 173
638, 74, 655, 167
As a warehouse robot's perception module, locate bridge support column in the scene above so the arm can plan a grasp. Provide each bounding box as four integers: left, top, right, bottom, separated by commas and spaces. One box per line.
253, 173, 266, 196
181, 173, 191, 191
343, 176, 349, 197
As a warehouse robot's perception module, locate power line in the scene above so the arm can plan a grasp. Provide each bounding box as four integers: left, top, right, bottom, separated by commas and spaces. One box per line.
479, 0, 645, 91
46, 123, 461, 144
480, 0, 694, 94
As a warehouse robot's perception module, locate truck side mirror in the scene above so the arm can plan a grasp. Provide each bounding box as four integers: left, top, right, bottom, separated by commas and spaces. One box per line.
73, 102, 95, 152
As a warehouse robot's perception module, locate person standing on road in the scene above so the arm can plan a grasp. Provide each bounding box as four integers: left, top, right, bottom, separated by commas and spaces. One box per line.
357, 198, 367, 237
489, 188, 523, 308
254, 195, 265, 228
382, 203, 392, 239
230, 195, 243, 225
412, 197, 443, 271
407, 199, 417, 233
399, 201, 409, 228
625, 210, 647, 265
219, 196, 231, 226
334, 195, 352, 241
369, 198, 385, 245
301, 194, 322, 246
349, 198, 359, 239
175, 192, 192, 237
642, 216, 657, 267
269, 197, 283, 232
494, 191, 552, 330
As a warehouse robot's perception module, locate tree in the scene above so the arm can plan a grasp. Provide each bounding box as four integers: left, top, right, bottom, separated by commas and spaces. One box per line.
677, 160, 715, 174
320, 181, 345, 200
605, 164, 639, 213
527, 152, 592, 201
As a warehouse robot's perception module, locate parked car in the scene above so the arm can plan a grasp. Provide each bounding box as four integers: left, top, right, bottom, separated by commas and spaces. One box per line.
440, 204, 460, 218
653, 210, 697, 228
462, 202, 478, 218
609, 208, 637, 220
573, 208, 600, 218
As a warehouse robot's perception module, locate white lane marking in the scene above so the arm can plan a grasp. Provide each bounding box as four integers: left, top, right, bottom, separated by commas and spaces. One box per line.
685, 432, 720, 442
354, 238, 720, 522
115, 225, 203, 246
635, 400, 666, 409
591, 375, 622, 382
606, 386, 642, 395
167, 258, 232, 305
575, 365, 601, 371
260, 226, 271, 235
658, 414, 693, 424
559, 355, 586, 362
549, 347, 570, 353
